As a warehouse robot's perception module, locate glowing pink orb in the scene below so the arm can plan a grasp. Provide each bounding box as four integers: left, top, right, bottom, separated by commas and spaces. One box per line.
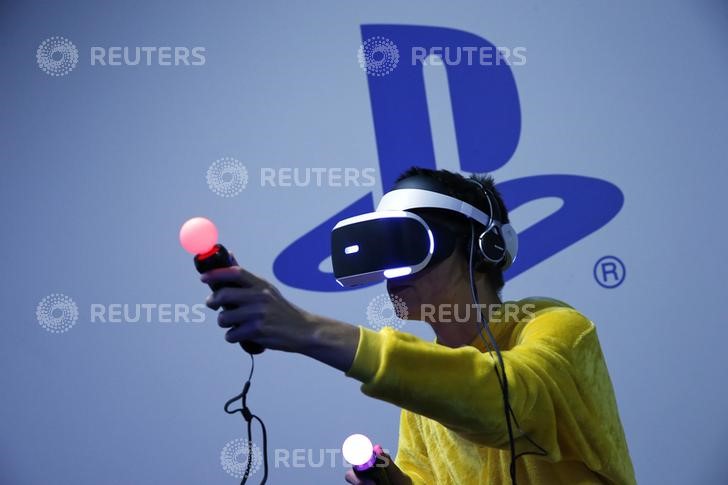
342, 434, 373, 466
179, 217, 218, 255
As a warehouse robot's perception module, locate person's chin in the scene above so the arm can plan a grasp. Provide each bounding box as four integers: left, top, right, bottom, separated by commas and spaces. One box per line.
386, 279, 410, 297
386, 281, 420, 320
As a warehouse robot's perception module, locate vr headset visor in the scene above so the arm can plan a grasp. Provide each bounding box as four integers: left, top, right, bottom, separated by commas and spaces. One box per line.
330, 186, 518, 287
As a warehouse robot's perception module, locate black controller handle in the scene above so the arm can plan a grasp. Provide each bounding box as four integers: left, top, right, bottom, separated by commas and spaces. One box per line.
194, 244, 265, 355
353, 454, 391, 484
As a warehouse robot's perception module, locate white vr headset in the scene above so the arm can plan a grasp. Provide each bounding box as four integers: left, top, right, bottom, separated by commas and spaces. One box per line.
330, 177, 518, 287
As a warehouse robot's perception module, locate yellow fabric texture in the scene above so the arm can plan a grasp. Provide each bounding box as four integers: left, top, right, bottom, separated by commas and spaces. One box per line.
346, 298, 635, 484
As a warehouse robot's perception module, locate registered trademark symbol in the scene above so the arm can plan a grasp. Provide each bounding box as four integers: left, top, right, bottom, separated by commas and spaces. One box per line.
593, 256, 626, 289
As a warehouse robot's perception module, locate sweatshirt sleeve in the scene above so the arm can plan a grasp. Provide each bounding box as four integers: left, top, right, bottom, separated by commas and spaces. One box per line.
393, 409, 436, 484
345, 309, 601, 459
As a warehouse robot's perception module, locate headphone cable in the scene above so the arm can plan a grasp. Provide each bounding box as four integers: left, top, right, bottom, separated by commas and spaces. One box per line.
467, 222, 548, 484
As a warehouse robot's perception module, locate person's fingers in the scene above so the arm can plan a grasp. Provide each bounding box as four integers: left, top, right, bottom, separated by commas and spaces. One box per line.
344, 470, 376, 484
200, 266, 263, 288
206, 287, 266, 311
218, 304, 265, 328
344, 470, 360, 484
381, 454, 410, 484
224, 321, 259, 343
372, 445, 411, 484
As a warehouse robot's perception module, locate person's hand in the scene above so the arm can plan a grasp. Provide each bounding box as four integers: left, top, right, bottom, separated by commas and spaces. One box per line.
344, 446, 412, 485
202, 255, 360, 371
202, 257, 314, 353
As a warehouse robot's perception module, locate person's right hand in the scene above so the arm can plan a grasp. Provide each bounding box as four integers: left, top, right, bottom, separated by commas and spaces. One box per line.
344, 446, 412, 485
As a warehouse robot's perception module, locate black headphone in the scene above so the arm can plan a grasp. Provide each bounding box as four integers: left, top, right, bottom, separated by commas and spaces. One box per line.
375, 174, 517, 270
468, 179, 508, 267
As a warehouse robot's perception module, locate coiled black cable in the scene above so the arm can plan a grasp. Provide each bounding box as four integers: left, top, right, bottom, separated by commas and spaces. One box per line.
224, 353, 269, 484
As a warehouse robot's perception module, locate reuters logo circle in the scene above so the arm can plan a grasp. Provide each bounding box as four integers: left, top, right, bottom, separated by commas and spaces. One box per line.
357, 36, 399, 77
366, 293, 408, 330
206, 157, 248, 197
35, 293, 79, 333
36, 36, 79, 77
220, 438, 263, 479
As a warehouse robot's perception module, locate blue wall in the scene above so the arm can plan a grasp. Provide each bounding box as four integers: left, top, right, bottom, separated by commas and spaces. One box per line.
2, 1, 727, 483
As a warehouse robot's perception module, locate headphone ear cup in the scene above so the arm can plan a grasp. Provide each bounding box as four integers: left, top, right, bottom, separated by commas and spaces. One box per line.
478, 226, 507, 265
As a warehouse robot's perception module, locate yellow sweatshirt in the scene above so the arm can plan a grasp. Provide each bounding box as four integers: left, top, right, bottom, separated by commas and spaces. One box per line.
345, 298, 636, 484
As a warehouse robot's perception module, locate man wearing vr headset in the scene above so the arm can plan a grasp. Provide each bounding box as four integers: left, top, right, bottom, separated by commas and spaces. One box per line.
203, 167, 635, 484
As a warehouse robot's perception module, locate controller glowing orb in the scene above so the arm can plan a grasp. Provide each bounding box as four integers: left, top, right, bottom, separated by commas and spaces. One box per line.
179, 217, 219, 255
342, 434, 374, 467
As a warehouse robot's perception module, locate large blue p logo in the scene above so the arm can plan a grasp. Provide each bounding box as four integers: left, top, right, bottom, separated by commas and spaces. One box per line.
273, 25, 623, 292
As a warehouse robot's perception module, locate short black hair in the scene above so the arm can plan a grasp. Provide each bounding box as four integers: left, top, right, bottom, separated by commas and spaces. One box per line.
395, 166, 510, 293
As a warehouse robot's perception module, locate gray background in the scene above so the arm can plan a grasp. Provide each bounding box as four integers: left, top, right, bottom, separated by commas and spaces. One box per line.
2, 0, 727, 483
